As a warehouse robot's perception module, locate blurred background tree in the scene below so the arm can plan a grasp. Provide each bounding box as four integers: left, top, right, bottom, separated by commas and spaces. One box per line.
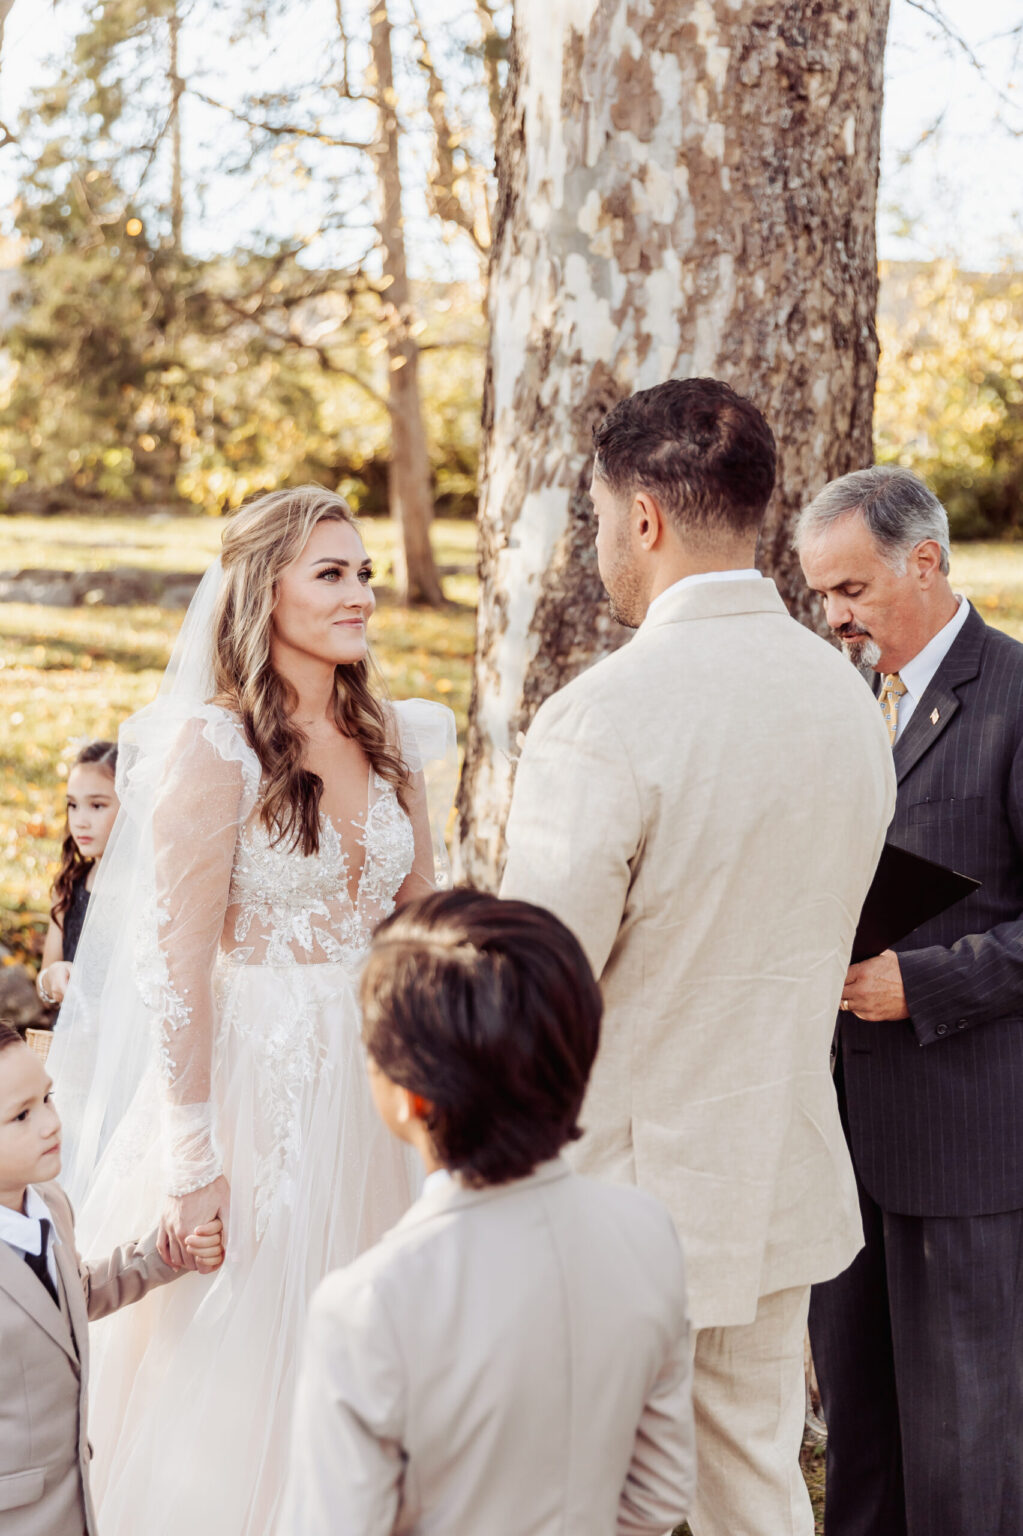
0, 0, 1021, 568
0, 0, 505, 601
876, 261, 1023, 538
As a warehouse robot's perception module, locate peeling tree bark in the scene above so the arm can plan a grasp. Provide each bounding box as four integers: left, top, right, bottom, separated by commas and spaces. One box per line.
457, 0, 891, 887
369, 0, 445, 607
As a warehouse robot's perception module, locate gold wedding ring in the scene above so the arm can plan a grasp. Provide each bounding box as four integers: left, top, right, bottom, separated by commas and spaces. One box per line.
840, 998, 850, 1011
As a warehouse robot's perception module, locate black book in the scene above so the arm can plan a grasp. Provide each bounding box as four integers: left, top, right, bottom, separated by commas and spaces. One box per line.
852, 842, 981, 964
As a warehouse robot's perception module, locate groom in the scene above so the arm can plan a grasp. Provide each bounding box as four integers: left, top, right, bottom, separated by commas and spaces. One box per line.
501, 378, 896, 1536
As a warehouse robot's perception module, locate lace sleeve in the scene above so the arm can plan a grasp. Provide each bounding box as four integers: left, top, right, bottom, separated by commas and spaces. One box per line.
140, 713, 253, 1196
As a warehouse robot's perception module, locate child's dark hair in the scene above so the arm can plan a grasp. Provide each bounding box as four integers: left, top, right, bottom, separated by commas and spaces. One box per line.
361, 888, 602, 1188
0, 1020, 24, 1053
50, 740, 118, 930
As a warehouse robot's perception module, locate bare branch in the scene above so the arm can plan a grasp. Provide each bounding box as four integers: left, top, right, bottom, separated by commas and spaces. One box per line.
190, 88, 370, 151
903, 0, 1023, 134
407, 0, 491, 251
472, 0, 505, 136
334, 0, 349, 100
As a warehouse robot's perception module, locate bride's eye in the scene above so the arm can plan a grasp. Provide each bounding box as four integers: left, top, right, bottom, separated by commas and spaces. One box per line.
358, 567, 374, 585
317, 567, 341, 582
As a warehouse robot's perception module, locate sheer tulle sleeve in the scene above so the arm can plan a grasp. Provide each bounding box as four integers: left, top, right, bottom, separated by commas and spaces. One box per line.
136, 711, 257, 1196
391, 699, 457, 892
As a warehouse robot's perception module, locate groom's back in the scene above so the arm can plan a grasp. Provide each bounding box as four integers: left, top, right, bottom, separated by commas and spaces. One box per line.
503, 576, 897, 1330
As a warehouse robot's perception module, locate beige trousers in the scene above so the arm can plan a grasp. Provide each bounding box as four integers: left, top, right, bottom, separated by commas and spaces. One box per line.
688, 1284, 814, 1536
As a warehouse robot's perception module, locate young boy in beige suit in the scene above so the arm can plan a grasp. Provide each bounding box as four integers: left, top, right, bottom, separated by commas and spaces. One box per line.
282, 889, 695, 1536
0, 1021, 223, 1536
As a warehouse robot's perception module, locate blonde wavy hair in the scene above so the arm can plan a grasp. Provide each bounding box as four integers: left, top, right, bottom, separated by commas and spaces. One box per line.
212, 485, 410, 856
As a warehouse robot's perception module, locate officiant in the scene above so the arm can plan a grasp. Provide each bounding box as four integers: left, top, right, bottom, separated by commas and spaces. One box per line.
798, 465, 1023, 1536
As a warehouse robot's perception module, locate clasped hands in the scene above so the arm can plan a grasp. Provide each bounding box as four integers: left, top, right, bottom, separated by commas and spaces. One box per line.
840, 949, 909, 1022
158, 1174, 230, 1273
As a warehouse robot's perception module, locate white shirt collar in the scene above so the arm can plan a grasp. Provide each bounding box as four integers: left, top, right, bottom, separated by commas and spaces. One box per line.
898, 596, 972, 704
645, 568, 762, 623
0, 1184, 54, 1257
422, 1168, 453, 1197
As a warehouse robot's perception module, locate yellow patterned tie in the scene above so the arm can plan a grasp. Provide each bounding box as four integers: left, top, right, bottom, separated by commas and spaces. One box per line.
878, 672, 908, 747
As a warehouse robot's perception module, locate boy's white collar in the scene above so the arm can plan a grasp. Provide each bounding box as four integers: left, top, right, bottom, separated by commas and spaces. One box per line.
0, 1184, 56, 1256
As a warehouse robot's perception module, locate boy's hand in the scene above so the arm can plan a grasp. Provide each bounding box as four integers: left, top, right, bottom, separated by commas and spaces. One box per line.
159, 1175, 229, 1270
184, 1219, 225, 1273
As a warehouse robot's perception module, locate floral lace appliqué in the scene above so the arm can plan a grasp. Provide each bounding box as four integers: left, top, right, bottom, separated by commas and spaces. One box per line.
216, 772, 415, 1230
224, 773, 415, 969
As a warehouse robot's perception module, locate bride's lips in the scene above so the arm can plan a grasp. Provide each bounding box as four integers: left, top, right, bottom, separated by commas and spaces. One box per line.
41, 1141, 61, 1159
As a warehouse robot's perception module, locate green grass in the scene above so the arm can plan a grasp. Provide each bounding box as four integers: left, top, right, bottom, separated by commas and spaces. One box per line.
948, 542, 1023, 642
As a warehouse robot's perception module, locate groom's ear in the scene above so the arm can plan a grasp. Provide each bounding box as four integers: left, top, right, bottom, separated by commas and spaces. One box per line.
632, 490, 666, 552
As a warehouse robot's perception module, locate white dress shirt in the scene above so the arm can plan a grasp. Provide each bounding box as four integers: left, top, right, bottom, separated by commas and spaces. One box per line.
892, 596, 972, 742
644, 568, 762, 624
0, 1184, 61, 1290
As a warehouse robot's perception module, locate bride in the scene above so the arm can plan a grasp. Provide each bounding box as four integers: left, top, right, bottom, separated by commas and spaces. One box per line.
48, 486, 456, 1535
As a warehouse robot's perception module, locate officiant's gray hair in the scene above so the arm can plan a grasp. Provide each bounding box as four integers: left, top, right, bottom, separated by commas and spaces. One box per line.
795, 466, 950, 576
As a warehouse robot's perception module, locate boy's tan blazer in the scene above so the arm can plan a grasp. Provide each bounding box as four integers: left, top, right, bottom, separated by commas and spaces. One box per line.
502, 577, 897, 1329
0, 1181, 175, 1536
283, 1159, 695, 1536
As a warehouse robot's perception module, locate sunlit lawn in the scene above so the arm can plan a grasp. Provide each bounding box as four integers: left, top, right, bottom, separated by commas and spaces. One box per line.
0, 515, 476, 948
949, 542, 1023, 643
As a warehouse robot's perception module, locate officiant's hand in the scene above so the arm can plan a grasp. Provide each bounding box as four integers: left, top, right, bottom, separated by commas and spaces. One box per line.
841, 951, 909, 1022
159, 1175, 231, 1271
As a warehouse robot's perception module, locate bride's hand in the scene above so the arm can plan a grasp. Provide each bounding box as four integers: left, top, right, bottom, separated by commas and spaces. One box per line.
158, 1175, 230, 1270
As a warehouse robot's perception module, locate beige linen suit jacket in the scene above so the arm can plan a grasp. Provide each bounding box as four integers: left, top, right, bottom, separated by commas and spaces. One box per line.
502, 577, 896, 1329
282, 1158, 695, 1536
0, 1181, 176, 1536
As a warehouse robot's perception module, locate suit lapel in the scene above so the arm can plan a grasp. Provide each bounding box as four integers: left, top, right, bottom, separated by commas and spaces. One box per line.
893, 608, 985, 784
41, 1184, 88, 1366
0, 1234, 79, 1363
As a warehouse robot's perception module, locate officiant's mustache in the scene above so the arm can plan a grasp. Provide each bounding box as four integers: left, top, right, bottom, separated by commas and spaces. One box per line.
836, 620, 872, 642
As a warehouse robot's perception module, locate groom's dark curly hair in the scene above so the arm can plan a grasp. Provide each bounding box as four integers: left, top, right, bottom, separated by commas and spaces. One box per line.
593, 376, 776, 538
361, 889, 602, 1187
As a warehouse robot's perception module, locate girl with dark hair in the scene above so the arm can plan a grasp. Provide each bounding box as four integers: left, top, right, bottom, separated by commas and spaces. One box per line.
36, 741, 119, 1009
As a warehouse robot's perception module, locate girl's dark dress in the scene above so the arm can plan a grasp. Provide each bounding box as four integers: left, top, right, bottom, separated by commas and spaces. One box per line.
62, 874, 90, 962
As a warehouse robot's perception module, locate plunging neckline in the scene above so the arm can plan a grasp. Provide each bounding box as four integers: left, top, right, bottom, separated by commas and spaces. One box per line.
320, 769, 381, 912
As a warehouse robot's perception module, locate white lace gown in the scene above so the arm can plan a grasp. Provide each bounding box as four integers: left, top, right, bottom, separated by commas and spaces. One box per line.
72, 704, 439, 1536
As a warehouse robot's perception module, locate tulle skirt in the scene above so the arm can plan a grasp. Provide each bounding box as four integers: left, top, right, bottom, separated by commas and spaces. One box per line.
75, 956, 420, 1536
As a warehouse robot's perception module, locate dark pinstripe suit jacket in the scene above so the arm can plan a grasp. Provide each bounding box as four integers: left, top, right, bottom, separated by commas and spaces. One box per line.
840, 605, 1023, 1216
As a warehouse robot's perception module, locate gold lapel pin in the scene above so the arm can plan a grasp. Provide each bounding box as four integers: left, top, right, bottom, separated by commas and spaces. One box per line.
930, 708, 940, 724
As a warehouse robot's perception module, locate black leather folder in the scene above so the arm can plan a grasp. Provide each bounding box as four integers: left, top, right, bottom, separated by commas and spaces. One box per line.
851, 842, 981, 963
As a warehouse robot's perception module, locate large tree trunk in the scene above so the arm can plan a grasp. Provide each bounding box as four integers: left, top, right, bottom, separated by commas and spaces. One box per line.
457, 0, 890, 887
369, 0, 444, 608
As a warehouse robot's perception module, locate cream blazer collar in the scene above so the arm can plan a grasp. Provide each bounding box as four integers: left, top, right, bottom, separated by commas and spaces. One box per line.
639, 574, 788, 635
395, 1156, 572, 1233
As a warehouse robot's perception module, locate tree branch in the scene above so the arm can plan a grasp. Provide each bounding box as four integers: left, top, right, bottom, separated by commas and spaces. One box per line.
190, 89, 370, 151
407, 0, 491, 252
903, 0, 1023, 134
